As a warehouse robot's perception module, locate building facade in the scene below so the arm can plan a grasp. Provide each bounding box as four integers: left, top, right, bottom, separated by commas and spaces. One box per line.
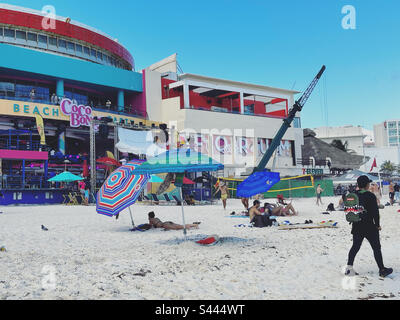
0, 4, 162, 202
374, 120, 400, 148
144, 56, 305, 177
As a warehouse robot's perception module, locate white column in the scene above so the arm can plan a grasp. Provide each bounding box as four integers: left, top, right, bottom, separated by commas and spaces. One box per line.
239, 91, 244, 115
183, 83, 190, 109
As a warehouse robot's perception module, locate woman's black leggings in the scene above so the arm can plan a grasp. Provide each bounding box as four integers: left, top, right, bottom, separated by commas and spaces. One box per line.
347, 229, 384, 270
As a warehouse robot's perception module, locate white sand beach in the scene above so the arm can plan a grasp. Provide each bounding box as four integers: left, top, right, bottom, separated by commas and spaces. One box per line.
0, 197, 399, 300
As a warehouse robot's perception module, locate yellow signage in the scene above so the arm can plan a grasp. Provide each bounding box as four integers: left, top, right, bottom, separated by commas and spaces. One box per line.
35, 114, 46, 145
0, 99, 159, 127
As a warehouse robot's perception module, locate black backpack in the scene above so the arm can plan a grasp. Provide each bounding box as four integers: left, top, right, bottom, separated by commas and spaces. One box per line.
327, 203, 335, 211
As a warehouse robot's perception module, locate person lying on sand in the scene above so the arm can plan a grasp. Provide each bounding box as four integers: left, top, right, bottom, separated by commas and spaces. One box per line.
148, 212, 200, 231
264, 202, 297, 216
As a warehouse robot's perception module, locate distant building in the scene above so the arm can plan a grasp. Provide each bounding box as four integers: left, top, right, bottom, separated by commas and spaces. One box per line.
313, 125, 372, 156
374, 120, 400, 148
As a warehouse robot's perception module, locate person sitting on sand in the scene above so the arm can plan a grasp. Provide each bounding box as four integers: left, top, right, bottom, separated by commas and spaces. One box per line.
148, 212, 199, 231
249, 200, 276, 228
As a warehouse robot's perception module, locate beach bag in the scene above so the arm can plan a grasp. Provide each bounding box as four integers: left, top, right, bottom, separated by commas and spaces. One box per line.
327, 203, 335, 211
343, 193, 365, 223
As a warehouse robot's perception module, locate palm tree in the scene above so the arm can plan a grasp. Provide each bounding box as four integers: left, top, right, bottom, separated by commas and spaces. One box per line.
381, 161, 396, 175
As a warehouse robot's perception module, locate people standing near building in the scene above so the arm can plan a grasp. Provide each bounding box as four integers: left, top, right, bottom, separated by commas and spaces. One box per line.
389, 182, 395, 206
345, 175, 393, 278
394, 182, 400, 204
29, 88, 35, 101
214, 180, 228, 210
51, 93, 57, 104
370, 182, 382, 207
316, 184, 324, 206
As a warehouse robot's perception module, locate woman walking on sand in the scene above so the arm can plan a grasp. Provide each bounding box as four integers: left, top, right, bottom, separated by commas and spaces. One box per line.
316, 184, 324, 206
214, 180, 229, 210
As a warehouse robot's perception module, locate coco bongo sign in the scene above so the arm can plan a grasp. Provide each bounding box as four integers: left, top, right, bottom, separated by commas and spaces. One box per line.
60, 98, 93, 128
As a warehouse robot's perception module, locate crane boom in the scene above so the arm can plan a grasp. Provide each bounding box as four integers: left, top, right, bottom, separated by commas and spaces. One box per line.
253, 65, 326, 174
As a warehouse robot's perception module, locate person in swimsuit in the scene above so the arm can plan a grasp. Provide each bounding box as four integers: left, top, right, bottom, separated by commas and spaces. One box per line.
148, 212, 199, 231
214, 180, 229, 210
316, 184, 324, 206
264, 202, 297, 216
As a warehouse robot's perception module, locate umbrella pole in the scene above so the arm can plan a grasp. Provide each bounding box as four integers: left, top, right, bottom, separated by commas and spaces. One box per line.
179, 187, 187, 240
128, 207, 135, 228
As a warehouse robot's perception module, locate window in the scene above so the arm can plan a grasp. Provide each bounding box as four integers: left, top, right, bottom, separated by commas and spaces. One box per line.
38, 35, 47, 45
49, 37, 57, 47
27, 32, 37, 42
389, 136, 397, 144
388, 129, 398, 137
13, 192, 22, 200
0, 27, 3, 37
58, 39, 66, 49
75, 44, 83, 53
98, 52, 103, 60
83, 46, 90, 56
388, 121, 397, 129
91, 49, 97, 58
16, 30, 26, 40
4, 28, 15, 38
67, 41, 75, 51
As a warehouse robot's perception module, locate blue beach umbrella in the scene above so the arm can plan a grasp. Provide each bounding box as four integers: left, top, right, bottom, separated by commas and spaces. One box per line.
237, 171, 281, 198
48, 171, 84, 183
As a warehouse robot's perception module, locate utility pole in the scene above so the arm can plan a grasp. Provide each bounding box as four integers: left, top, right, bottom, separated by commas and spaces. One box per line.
90, 120, 97, 199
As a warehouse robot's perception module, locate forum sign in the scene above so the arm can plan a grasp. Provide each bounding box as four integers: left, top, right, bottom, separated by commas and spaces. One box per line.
60, 98, 93, 128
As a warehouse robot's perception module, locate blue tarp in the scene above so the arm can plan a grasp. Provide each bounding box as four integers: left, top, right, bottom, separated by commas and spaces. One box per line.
237, 171, 281, 198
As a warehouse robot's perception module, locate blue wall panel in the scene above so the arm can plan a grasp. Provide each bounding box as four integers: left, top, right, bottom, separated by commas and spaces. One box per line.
0, 43, 142, 92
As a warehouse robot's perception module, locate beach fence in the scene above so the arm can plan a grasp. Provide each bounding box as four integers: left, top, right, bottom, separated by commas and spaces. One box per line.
220, 177, 334, 199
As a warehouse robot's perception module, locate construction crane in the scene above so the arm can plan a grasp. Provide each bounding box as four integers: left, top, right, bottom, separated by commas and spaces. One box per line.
253, 65, 326, 174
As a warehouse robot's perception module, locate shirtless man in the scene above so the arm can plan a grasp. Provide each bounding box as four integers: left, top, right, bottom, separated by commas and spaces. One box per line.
249, 200, 276, 228
249, 200, 262, 222
214, 180, 229, 210
148, 212, 199, 231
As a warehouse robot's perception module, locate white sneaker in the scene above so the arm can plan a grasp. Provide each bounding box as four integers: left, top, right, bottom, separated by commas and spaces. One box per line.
344, 266, 359, 276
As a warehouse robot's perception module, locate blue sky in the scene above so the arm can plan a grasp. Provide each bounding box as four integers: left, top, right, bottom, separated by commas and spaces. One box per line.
3, 0, 400, 130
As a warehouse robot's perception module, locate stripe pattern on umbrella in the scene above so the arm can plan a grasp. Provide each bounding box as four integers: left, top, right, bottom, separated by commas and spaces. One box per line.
96, 160, 150, 217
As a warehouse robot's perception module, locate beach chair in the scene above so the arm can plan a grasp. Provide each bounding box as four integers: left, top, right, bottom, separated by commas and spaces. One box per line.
62, 194, 69, 205
172, 195, 182, 206
150, 194, 161, 205
163, 194, 176, 206
75, 193, 84, 205
67, 192, 79, 206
